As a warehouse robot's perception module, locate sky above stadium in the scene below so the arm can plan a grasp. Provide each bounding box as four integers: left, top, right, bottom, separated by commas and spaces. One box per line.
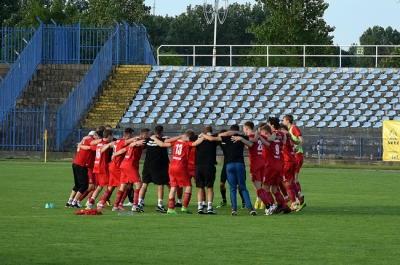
145, 0, 400, 46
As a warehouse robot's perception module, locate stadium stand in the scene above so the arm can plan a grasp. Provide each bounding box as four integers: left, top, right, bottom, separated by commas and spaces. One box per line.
119, 66, 399, 130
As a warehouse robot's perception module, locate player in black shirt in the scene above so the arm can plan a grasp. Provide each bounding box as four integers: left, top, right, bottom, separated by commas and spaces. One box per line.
202, 124, 257, 216
138, 125, 170, 213
189, 125, 219, 214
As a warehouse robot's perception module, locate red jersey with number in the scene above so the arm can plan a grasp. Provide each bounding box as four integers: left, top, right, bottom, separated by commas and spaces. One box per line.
120, 137, 144, 169
91, 140, 109, 174
170, 140, 193, 168
110, 138, 126, 168
248, 134, 265, 166
73, 137, 95, 167
283, 132, 296, 163
265, 138, 282, 168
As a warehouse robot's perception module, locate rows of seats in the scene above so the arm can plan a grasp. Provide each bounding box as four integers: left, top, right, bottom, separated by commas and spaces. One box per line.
120, 66, 400, 128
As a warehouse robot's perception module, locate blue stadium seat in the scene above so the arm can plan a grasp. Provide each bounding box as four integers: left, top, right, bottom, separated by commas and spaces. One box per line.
346, 68, 356, 74
215, 119, 225, 126
121, 117, 130, 123
334, 115, 344, 122
133, 118, 142, 124
341, 74, 350, 80
339, 121, 349, 128
184, 78, 193, 83
201, 73, 210, 78
257, 68, 266, 73
231, 67, 240, 73
187, 73, 196, 79
351, 121, 361, 128
328, 121, 337, 128
174, 89, 184, 96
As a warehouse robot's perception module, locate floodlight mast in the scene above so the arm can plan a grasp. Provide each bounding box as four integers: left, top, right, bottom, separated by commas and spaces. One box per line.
204, 0, 228, 67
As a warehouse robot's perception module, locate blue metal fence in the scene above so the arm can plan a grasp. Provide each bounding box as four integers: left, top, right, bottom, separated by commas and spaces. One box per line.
0, 26, 36, 63
0, 23, 43, 124
56, 34, 114, 150
0, 20, 156, 151
0, 105, 58, 151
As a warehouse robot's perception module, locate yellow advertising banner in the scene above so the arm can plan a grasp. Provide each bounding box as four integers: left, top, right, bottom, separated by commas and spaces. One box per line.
382, 120, 400, 161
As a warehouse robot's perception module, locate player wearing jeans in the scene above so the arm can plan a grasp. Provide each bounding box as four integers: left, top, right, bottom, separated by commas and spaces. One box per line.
202, 124, 257, 216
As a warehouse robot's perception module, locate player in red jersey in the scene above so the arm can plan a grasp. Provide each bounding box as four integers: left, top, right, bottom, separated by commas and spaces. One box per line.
259, 120, 290, 215
76, 128, 104, 204
175, 129, 196, 207
241, 121, 272, 210
78, 129, 113, 208
65, 131, 99, 208
280, 124, 299, 211
112, 128, 148, 212
150, 134, 204, 214
96, 128, 134, 210
282, 114, 306, 211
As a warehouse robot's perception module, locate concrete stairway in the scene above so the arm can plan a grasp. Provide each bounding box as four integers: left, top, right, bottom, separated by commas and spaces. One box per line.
82, 65, 151, 129
0, 63, 11, 82
16, 64, 91, 109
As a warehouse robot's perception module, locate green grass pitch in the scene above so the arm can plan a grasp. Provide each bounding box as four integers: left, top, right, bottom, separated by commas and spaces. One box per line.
1, 160, 400, 264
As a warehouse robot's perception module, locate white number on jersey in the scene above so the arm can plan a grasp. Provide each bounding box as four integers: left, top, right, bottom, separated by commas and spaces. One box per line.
257, 140, 263, 151
175, 144, 183, 156
275, 144, 280, 155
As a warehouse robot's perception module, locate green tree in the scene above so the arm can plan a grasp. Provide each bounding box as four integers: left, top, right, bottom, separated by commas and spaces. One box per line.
351, 26, 400, 67
247, 0, 335, 67
141, 15, 173, 48
83, 0, 150, 26
0, 0, 21, 25
379, 47, 400, 68
164, 3, 266, 66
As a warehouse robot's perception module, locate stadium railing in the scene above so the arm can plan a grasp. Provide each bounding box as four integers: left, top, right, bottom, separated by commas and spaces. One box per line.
56, 33, 114, 151
0, 22, 43, 124
157, 45, 400, 67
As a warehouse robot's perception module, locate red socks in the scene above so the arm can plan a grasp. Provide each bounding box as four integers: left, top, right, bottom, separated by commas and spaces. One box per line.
279, 182, 288, 197
99, 189, 112, 205
168, 198, 175, 210
78, 190, 89, 202
296, 181, 302, 192
285, 185, 296, 204
274, 191, 288, 209
120, 187, 131, 205
257, 188, 273, 205
183, 192, 191, 208
291, 182, 300, 196
133, 189, 140, 206
114, 190, 123, 207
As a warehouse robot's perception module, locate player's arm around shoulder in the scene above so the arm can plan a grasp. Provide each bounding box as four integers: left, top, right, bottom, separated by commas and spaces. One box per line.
231, 135, 253, 147
150, 135, 172, 147
202, 132, 222, 142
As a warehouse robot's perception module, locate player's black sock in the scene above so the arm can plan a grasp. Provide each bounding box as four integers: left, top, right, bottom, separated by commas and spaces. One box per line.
127, 188, 134, 203
238, 189, 245, 204
221, 189, 227, 203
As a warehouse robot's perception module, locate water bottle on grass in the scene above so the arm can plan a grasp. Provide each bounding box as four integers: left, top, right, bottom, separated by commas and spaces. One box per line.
117, 211, 134, 216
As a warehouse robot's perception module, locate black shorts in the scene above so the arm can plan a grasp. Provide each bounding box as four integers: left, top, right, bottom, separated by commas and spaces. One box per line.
142, 166, 169, 185
195, 165, 216, 188
72, 163, 88, 192
220, 164, 227, 183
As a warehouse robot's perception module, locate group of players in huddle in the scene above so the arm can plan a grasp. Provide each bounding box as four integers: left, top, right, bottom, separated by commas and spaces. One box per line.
65, 114, 306, 216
